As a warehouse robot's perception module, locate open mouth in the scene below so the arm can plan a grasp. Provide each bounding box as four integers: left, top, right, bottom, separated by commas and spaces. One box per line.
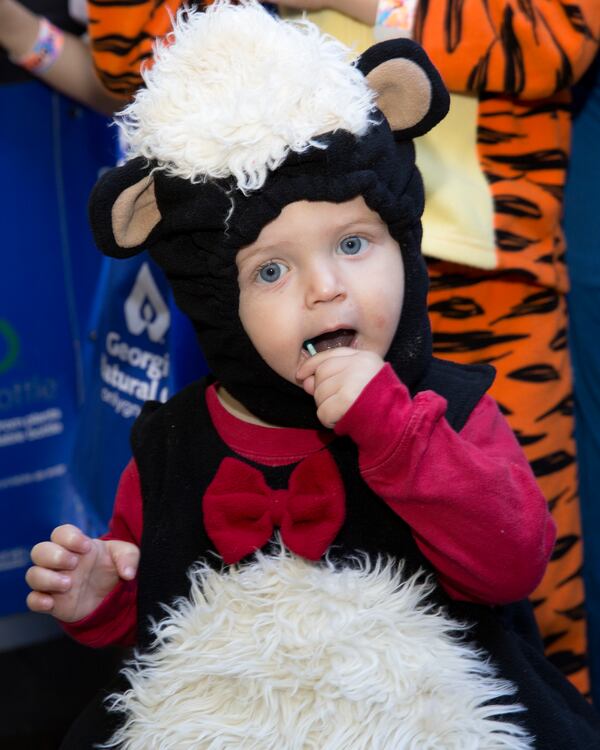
303, 329, 356, 355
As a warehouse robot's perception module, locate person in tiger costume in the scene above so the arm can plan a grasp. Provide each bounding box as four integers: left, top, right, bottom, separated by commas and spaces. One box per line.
82, 0, 598, 697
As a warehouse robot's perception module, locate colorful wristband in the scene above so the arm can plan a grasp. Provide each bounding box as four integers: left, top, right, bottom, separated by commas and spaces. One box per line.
11, 17, 65, 74
374, 0, 418, 40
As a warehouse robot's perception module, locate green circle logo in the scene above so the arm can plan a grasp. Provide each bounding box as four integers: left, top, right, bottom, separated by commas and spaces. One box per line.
0, 320, 20, 374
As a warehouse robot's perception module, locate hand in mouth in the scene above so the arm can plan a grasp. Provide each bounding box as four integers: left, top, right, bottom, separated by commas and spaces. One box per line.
303, 329, 356, 355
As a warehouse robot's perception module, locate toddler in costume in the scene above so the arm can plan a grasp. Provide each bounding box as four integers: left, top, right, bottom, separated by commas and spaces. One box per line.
26, 3, 600, 747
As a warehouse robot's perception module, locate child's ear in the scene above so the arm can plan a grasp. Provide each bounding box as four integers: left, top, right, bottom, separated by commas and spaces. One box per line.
357, 39, 449, 140
88, 156, 162, 258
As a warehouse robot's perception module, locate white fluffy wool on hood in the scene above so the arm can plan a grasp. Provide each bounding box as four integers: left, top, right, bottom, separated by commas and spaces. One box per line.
102, 548, 533, 750
117, 1, 377, 192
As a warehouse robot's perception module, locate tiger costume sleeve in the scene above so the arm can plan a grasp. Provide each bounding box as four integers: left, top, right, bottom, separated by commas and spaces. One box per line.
414, 0, 599, 98
87, 0, 186, 98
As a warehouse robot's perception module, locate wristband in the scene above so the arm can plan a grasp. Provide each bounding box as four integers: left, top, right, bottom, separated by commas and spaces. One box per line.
374, 0, 418, 40
11, 17, 65, 74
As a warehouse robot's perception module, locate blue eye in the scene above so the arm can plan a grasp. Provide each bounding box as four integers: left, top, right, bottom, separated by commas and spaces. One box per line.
257, 261, 287, 284
338, 236, 368, 255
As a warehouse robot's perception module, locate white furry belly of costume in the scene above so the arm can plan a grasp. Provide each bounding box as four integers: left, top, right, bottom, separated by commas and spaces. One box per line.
102, 548, 532, 750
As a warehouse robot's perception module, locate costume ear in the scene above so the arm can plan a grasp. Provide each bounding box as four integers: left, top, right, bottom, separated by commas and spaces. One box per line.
88, 156, 162, 258
357, 39, 449, 139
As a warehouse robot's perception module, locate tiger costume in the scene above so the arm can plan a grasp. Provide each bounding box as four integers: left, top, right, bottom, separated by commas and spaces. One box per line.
87, 0, 183, 97
414, 0, 599, 697
84, 0, 598, 695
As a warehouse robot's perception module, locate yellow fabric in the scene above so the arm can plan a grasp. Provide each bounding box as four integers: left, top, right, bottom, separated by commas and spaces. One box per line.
279, 8, 374, 53
416, 94, 496, 269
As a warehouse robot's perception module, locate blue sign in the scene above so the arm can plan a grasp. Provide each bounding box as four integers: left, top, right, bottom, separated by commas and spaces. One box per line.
70, 255, 207, 532
0, 81, 115, 615
0, 81, 208, 617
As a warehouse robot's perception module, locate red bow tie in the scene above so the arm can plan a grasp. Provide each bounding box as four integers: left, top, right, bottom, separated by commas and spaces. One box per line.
203, 451, 345, 564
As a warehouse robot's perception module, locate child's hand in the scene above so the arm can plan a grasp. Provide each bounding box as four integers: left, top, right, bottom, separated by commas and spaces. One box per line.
296, 348, 384, 428
25, 524, 139, 623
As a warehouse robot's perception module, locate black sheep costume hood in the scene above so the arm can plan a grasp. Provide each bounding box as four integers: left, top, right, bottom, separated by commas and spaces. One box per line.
89, 8, 493, 429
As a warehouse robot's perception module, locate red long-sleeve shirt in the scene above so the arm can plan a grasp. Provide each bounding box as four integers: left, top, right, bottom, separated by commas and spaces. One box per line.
64, 365, 555, 647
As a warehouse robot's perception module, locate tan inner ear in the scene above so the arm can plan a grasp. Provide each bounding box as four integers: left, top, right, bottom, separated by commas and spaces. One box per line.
367, 58, 432, 131
112, 175, 161, 248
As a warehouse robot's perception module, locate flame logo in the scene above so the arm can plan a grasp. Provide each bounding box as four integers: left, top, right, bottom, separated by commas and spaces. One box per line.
124, 264, 171, 343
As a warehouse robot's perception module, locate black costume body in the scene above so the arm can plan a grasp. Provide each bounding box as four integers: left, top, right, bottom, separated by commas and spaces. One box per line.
62, 360, 600, 749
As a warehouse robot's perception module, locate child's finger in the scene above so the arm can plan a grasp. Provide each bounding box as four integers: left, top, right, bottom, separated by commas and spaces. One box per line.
301, 374, 316, 396
313, 372, 344, 406
25, 565, 72, 594
312, 356, 355, 386
107, 540, 140, 581
50, 524, 92, 555
315, 394, 341, 429
296, 347, 356, 381
26, 590, 56, 613
30, 541, 79, 571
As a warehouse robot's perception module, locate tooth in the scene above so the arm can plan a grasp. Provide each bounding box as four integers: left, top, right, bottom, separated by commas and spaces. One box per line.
304, 341, 317, 357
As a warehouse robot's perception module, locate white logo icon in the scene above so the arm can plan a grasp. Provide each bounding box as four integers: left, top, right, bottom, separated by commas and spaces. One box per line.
124, 263, 170, 342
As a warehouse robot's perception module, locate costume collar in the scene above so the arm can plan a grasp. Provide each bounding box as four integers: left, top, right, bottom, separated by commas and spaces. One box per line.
206, 383, 333, 466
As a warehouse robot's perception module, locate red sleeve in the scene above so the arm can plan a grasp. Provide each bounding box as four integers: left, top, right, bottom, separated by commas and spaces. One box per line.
334, 364, 556, 605
61, 459, 143, 648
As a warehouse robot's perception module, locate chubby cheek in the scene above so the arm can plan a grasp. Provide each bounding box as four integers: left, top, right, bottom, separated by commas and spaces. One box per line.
365, 246, 404, 351
373, 313, 388, 330
239, 292, 270, 353
375, 290, 404, 353
239, 292, 299, 383
372, 313, 398, 355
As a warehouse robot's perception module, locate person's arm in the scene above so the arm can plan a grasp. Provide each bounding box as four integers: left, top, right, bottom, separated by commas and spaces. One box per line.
277, 0, 378, 25
334, 364, 556, 605
26, 459, 142, 648
0, 0, 122, 114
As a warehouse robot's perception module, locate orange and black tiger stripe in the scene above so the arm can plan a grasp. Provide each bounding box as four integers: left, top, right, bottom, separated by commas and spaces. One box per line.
427, 263, 587, 691
87, 0, 195, 98
417, 0, 600, 695
415, 0, 599, 285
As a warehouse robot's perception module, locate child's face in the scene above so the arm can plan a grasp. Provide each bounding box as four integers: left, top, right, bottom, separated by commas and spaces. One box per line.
237, 197, 405, 386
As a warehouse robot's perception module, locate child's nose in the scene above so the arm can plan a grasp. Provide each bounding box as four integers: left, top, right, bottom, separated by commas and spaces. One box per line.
305, 263, 346, 306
